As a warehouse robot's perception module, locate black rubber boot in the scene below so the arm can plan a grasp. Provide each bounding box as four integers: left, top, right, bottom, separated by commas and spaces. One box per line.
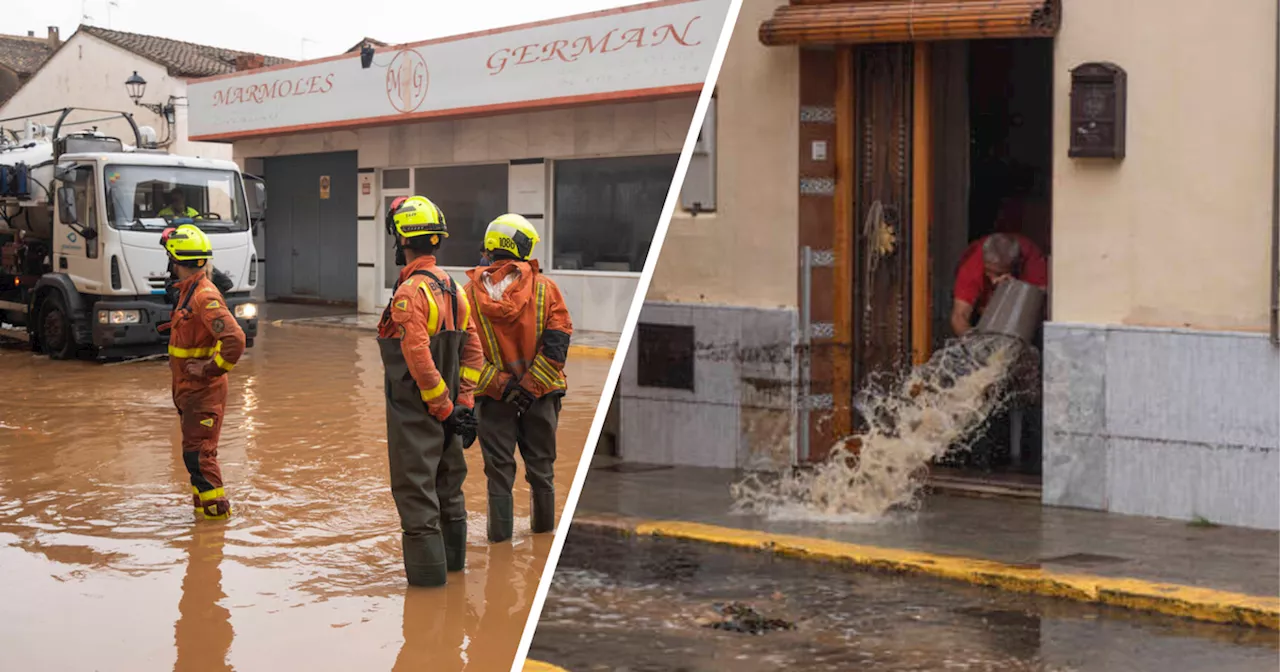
530, 490, 556, 534
487, 494, 514, 543
443, 519, 467, 572
402, 533, 448, 587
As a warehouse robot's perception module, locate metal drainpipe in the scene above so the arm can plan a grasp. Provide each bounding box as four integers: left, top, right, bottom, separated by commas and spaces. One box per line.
1272, 0, 1280, 347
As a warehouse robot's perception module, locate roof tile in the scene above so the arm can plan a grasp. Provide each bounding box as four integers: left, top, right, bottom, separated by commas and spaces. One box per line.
0, 34, 54, 75
80, 25, 291, 78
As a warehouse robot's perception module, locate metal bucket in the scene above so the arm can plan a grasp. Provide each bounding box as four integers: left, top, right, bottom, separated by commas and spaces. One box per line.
974, 279, 1046, 344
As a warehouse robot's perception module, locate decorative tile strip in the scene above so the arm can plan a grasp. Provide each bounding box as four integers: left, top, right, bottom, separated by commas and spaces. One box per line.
811, 322, 835, 339
800, 106, 835, 124
805, 393, 834, 410
800, 177, 835, 196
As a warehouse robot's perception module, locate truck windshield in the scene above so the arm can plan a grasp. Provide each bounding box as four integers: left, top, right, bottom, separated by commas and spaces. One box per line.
104, 165, 248, 232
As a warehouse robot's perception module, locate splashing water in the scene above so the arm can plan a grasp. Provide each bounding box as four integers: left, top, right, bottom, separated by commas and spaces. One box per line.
732, 334, 1038, 522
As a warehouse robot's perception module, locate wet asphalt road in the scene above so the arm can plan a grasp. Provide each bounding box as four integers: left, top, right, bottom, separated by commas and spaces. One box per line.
530, 528, 1280, 672
0, 316, 609, 671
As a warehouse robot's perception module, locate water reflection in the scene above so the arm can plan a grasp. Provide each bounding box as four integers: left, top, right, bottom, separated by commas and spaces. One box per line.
392, 536, 551, 671
175, 524, 234, 672
0, 318, 608, 670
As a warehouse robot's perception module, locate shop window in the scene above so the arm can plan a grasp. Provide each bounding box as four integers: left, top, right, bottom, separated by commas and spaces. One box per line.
415, 165, 508, 267
553, 154, 679, 272
384, 164, 508, 279
680, 94, 717, 214
636, 322, 694, 391
382, 169, 409, 190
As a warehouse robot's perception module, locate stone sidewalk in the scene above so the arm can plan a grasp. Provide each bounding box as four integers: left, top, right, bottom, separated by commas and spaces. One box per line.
573, 458, 1280, 627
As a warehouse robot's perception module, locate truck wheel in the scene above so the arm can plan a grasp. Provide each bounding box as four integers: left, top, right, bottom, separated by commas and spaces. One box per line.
38, 294, 78, 360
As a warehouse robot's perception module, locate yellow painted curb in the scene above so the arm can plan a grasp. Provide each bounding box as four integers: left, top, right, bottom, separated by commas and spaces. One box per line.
568, 344, 616, 358
615, 519, 1280, 630
524, 661, 570, 672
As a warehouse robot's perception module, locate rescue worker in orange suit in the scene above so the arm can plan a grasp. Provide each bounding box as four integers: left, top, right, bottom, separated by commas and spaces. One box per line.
159, 224, 245, 521
378, 195, 485, 587
465, 214, 572, 543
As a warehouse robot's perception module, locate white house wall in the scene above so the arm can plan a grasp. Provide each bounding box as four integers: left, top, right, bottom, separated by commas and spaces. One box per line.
231, 97, 697, 331
0, 32, 231, 160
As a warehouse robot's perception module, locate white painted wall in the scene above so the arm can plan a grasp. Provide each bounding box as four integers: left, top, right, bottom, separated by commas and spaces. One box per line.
654, 0, 800, 310
1052, 0, 1278, 332
0, 32, 231, 160
231, 96, 696, 332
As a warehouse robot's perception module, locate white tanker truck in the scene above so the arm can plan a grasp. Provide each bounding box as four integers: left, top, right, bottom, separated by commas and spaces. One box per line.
0, 108, 263, 359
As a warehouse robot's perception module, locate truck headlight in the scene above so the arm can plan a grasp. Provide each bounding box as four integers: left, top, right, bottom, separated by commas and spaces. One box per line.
98, 310, 141, 325
235, 303, 258, 319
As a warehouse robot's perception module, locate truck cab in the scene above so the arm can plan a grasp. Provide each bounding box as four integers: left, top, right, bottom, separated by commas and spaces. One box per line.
0, 109, 264, 359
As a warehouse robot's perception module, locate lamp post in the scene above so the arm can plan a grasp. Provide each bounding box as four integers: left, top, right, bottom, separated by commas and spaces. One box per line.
124, 71, 186, 133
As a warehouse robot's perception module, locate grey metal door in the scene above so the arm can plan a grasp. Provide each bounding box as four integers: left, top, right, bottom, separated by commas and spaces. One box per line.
263, 152, 357, 303
290, 194, 320, 296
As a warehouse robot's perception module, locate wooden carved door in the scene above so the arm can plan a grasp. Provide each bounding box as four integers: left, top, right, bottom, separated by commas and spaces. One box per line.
852, 44, 914, 400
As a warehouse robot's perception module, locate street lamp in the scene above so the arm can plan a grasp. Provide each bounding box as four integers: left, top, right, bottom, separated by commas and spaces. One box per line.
122, 71, 186, 145
125, 71, 147, 103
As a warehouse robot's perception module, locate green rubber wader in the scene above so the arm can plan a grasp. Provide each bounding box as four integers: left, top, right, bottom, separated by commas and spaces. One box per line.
380, 329, 469, 586
476, 394, 562, 540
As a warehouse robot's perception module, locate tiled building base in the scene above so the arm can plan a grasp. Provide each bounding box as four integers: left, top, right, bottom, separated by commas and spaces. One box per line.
1043, 322, 1280, 530
619, 301, 798, 470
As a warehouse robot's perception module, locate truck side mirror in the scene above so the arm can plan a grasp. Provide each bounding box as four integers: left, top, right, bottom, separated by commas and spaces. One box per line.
244, 174, 267, 227
58, 186, 78, 225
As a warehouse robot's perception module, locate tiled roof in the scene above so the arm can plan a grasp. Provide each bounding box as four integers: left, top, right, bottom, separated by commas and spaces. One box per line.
80, 25, 291, 78
0, 34, 54, 75
346, 37, 388, 53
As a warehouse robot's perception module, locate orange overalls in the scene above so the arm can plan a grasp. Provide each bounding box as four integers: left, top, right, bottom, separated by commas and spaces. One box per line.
166, 270, 245, 520
464, 259, 572, 540
377, 255, 485, 584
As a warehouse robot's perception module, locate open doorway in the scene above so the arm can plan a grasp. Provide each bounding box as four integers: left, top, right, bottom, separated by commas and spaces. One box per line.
928, 38, 1054, 485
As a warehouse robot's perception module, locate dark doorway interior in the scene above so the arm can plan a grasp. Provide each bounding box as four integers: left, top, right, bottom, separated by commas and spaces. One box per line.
930, 38, 1054, 483
967, 39, 1053, 253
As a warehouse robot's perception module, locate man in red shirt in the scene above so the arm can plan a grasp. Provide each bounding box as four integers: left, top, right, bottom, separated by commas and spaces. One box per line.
950, 232, 1048, 337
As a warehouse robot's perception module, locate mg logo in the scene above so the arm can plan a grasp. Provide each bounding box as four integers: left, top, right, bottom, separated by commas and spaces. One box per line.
386, 49, 429, 114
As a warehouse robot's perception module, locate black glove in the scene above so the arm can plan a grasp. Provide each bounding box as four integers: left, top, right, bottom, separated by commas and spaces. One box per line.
443, 405, 478, 449
501, 379, 536, 414
211, 268, 234, 294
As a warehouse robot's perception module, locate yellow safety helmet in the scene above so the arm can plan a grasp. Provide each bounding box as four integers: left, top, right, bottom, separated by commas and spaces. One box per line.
390, 195, 448, 245
161, 224, 213, 267
483, 213, 540, 261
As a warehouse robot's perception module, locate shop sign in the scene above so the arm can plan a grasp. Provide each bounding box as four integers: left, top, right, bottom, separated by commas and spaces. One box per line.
188, 0, 730, 140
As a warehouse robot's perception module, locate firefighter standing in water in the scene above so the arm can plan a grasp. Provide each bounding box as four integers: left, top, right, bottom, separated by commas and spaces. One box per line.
465, 214, 572, 543
160, 225, 245, 521
378, 195, 485, 587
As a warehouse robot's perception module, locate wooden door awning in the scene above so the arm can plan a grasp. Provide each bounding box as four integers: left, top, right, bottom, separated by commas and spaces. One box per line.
758, 0, 1061, 47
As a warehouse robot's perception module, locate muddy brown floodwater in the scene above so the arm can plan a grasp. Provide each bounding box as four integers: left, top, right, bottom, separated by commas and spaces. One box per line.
0, 317, 609, 671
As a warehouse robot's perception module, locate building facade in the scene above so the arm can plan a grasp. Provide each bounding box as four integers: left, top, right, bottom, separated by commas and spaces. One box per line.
619, 0, 1280, 530
186, 0, 731, 333
0, 26, 287, 160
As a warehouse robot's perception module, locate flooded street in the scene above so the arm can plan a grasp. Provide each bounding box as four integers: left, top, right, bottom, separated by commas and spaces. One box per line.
531, 528, 1280, 672
0, 313, 609, 671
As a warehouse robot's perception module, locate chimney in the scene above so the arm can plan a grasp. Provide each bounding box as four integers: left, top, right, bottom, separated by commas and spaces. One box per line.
235, 54, 266, 71
47, 26, 60, 49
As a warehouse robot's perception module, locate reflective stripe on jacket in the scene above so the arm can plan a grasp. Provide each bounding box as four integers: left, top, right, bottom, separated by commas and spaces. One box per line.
168, 270, 246, 401
378, 255, 486, 419
464, 259, 572, 400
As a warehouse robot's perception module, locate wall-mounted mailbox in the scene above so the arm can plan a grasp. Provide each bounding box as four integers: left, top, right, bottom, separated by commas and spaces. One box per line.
1068, 62, 1126, 159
